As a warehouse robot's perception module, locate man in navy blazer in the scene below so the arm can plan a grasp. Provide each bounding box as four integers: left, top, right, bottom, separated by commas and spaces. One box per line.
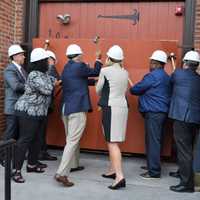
55, 44, 102, 186
169, 51, 200, 193
0, 45, 26, 166
130, 50, 171, 179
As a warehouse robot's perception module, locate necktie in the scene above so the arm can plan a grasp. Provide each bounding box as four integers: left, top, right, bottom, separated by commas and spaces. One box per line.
20, 67, 27, 80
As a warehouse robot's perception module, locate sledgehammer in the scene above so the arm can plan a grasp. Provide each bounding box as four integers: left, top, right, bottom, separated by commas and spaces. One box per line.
169, 52, 176, 72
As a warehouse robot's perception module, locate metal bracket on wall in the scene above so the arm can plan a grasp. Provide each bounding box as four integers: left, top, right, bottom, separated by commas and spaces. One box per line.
97, 9, 139, 25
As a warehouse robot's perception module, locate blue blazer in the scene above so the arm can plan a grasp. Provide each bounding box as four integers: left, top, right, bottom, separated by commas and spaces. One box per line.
168, 68, 200, 124
61, 60, 102, 115
4, 63, 26, 115
130, 68, 171, 113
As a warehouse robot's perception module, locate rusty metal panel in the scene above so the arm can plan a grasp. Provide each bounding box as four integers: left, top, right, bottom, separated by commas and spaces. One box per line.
33, 38, 179, 155
36, 1, 184, 155
39, 2, 184, 43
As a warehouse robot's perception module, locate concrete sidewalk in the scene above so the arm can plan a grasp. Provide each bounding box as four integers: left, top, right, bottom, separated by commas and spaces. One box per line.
0, 150, 199, 200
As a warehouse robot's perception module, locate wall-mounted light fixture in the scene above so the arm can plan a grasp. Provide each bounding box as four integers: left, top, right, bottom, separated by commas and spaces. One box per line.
56, 14, 71, 25
175, 6, 184, 16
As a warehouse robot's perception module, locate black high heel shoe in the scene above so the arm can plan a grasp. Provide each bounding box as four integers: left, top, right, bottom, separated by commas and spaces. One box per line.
108, 178, 126, 190
102, 173, 116, 179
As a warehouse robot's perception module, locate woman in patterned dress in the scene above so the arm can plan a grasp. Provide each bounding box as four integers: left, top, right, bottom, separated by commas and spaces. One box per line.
12, 48, 57, 183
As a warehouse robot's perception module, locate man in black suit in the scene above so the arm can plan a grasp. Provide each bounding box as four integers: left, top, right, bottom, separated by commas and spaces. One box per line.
169, 50, 200, 193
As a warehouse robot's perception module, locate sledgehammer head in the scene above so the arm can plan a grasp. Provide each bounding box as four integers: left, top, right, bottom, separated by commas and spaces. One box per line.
44, 39, 50, 50
93, 36, 100, 44
169, 52, 176, 59
45, 39, 50, 46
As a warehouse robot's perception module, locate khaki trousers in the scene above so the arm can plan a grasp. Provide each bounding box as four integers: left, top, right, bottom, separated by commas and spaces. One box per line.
56, 112, 86, 176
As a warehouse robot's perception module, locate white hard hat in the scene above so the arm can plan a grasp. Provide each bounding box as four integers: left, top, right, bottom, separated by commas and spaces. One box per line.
66, 44, 83, 56
46, 50, 56, 60
8, 44, 24, 57
30, 48, 49, 63
107, 45, 124, 60
150, 50, 167, 64
183, 51, 200, 63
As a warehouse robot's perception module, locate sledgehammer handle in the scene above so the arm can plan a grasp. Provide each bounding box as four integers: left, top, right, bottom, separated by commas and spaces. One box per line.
44, 39, 50, 50
93, 36, 100, 52
169, 53, 176, 72
128, 78, 133, 86
171, 57, 176, 72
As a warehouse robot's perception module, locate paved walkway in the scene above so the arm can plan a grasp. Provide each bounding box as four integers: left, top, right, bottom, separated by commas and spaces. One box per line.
0, 150, 199, 200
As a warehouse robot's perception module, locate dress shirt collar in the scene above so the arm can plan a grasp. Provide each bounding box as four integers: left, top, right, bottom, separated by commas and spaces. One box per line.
12, 61, 22, 72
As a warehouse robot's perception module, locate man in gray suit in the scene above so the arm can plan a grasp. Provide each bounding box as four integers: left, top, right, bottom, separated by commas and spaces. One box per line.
3, 44, 26, 140
0, 44, 26, 166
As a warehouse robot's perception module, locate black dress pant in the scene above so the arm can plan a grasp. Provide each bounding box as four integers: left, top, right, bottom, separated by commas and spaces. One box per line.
15, 116, 45, 170
173, 120, 198, 188
0, 115, 19, 164
40, 117, 48, 152
144, 112, 167, 176
3, 115, 19, 140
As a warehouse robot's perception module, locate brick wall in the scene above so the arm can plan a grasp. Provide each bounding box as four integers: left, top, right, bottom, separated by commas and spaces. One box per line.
0, 0, 25, 137
195, 0, 200, 51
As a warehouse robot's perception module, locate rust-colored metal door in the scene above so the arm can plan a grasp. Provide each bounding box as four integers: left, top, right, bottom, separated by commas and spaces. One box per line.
36, 1, 184, 155
33, 38, 179, 156
39, 1, 184, 41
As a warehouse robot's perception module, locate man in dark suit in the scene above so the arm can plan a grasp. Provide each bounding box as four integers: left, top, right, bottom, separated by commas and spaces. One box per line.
194, 130, 200, 191
169, 50, 200, 193
55, 44, 102, 187
0, 44, 26, 166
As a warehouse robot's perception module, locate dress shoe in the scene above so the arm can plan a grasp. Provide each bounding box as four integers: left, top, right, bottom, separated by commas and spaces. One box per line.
38, 151, 57, 161
108, 178, 126, 190
170, 184, 194, 193
102, 173, 116, 179
140, 172, 160, 179
26, 165, 45, 173
140, 166, 148, 170
54, 174, 74, 187
37, 161, 48, 168
70, 166, 84, 172
169, 171, 180, 178
194, 173, 200, 192
0, 159, 5, 167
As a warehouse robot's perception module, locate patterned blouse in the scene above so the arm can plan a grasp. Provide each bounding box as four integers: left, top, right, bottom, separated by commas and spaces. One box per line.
15, 70, 55, 118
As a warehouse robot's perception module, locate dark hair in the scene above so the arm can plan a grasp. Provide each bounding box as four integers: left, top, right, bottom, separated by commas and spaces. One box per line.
158, 61, 165, 66
50, 56, 56, 61
151, 60, 165, 68
28, 58, 48, 73
10, 56, 14, 61
67, 54, 80, 59
109, 57, 122, 63
185, 60, 199, 71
